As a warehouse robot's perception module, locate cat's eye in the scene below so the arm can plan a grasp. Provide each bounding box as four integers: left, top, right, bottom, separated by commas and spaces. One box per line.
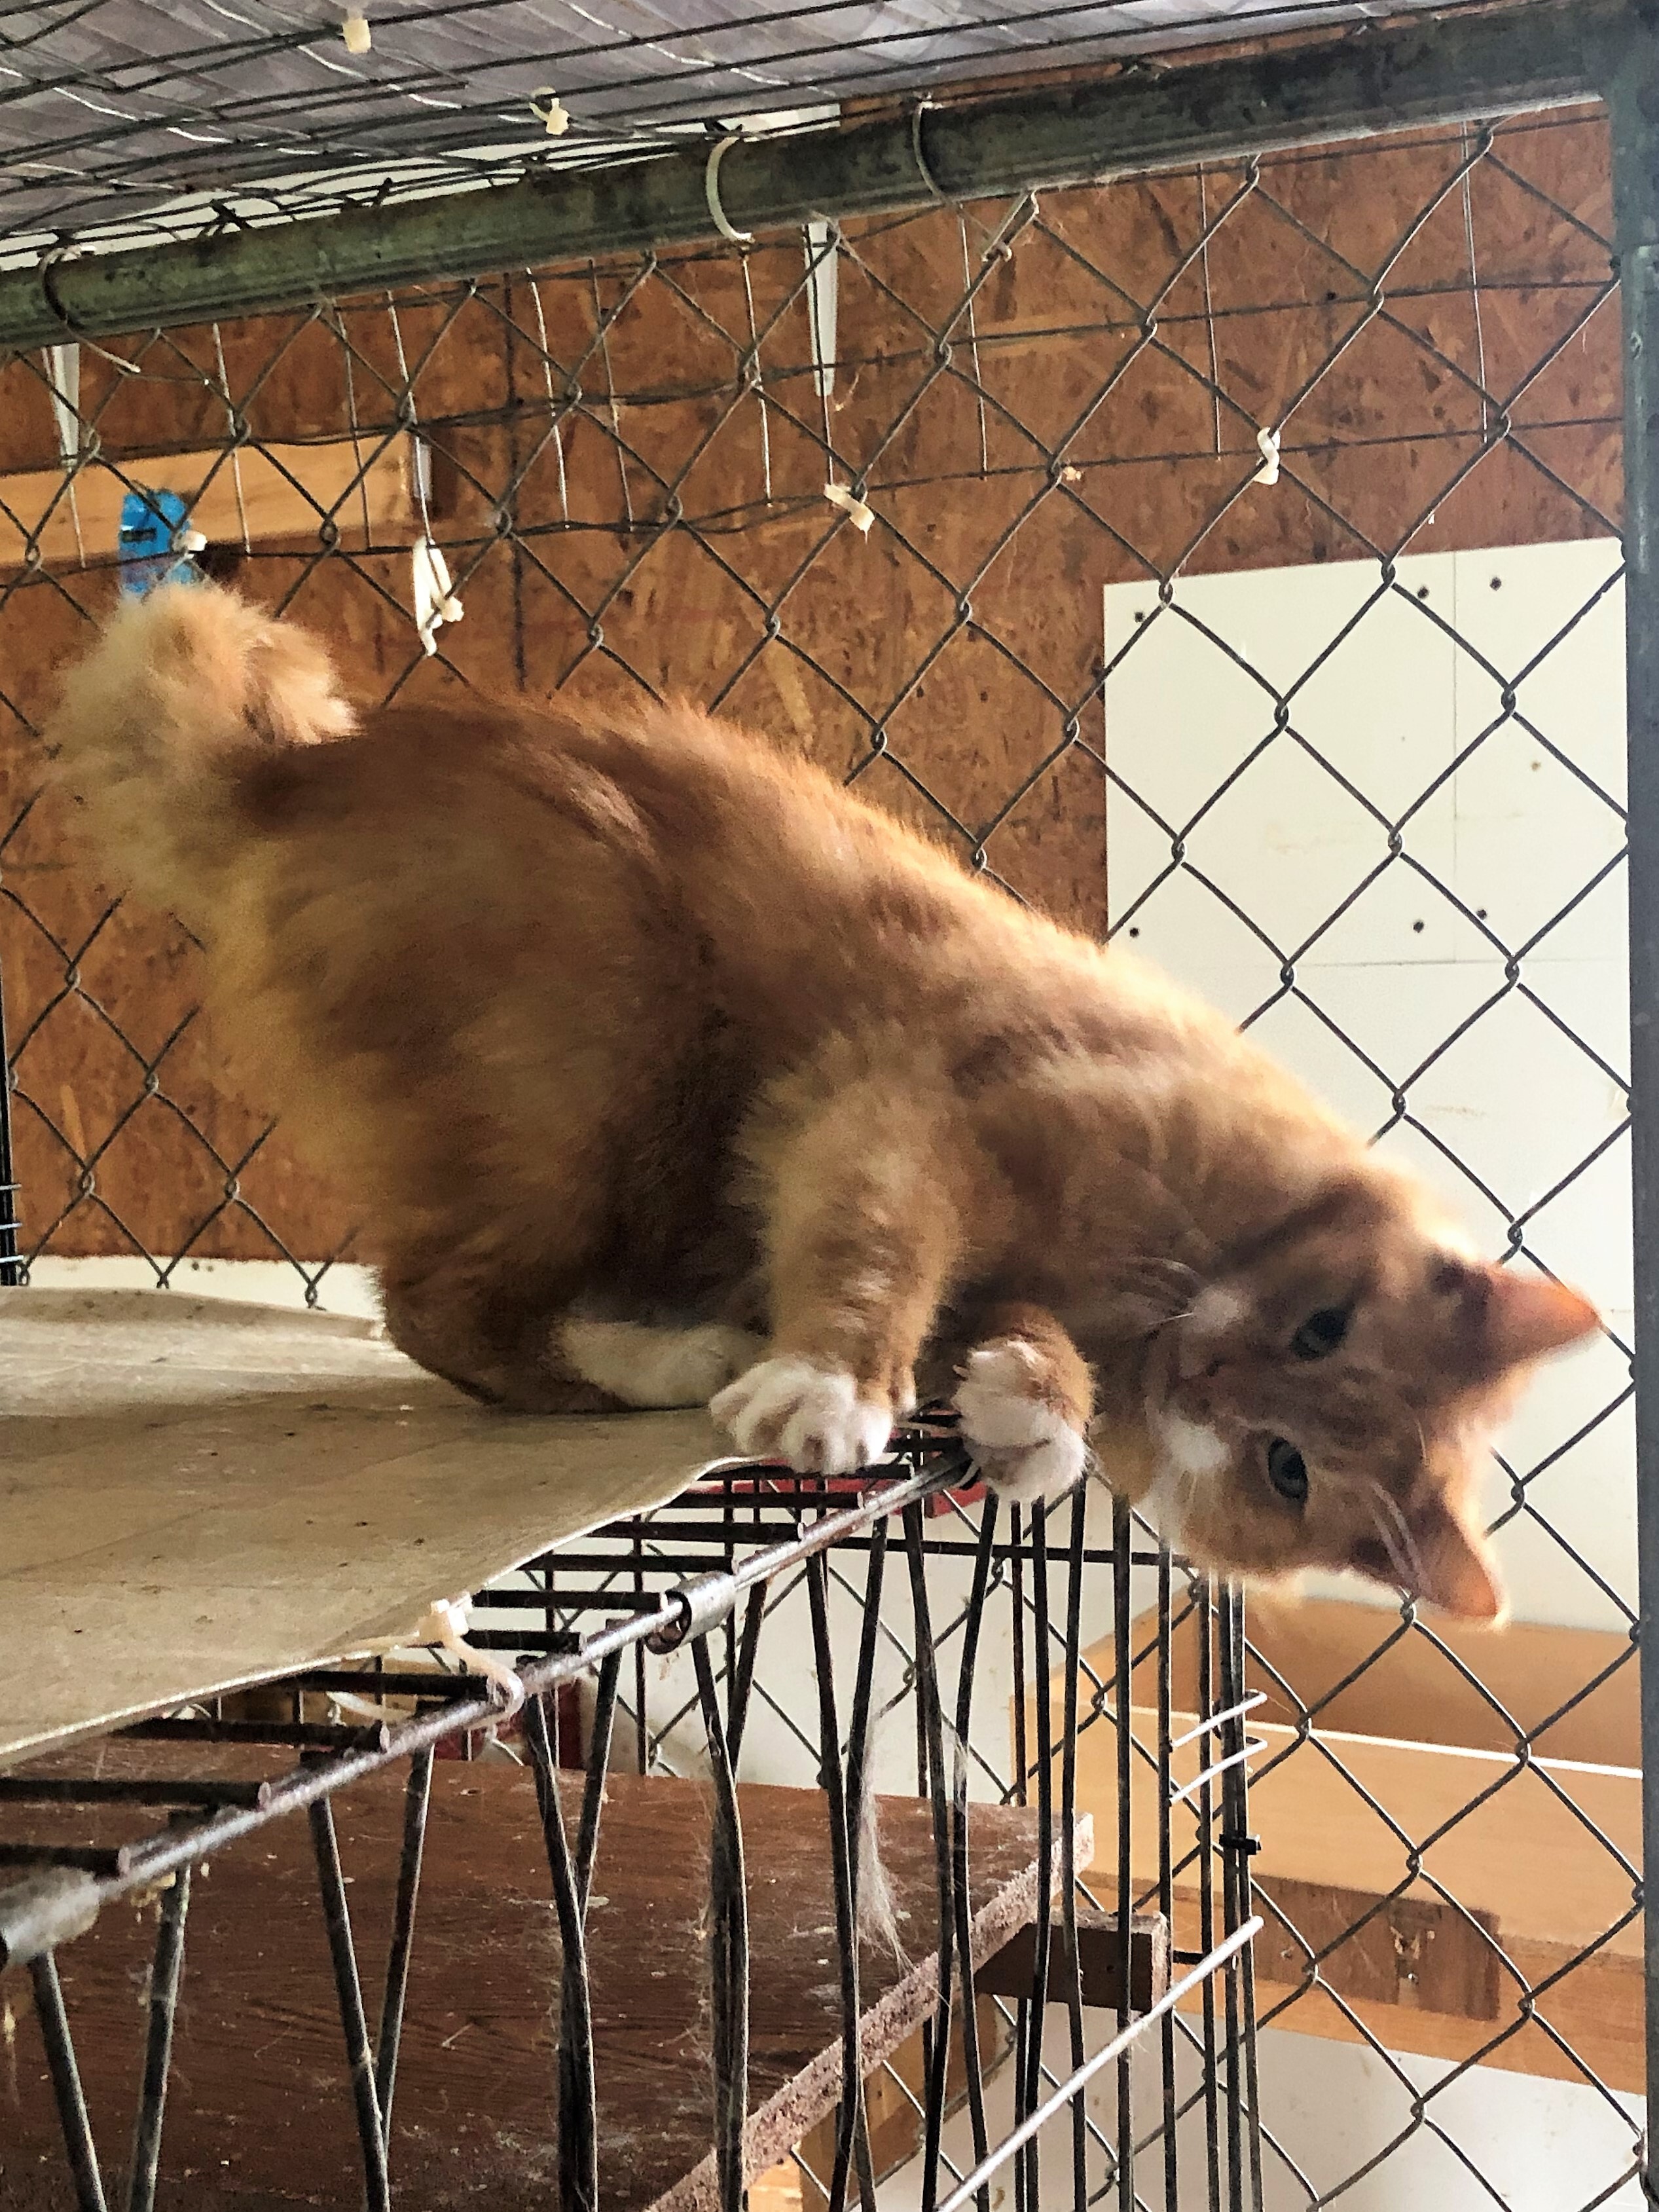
1266, 1437, 1309, 1503
1291, 1306, 1350, 1360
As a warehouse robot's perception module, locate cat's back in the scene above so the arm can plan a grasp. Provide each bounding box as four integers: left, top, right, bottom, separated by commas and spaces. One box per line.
280, 688, 1004, 953
241, 684, 1167, 1055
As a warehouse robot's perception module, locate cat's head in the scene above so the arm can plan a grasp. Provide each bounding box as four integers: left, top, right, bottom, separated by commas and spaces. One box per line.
1129, 1170, 1599, 1620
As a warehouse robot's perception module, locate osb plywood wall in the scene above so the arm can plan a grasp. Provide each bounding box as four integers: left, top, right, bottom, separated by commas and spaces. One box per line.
0, 111, 1618, 1269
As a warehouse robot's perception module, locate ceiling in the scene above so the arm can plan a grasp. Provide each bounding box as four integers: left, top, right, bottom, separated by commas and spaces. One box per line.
1, 0, 1465, 249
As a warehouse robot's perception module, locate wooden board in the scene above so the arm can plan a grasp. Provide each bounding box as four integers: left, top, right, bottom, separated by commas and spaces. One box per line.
0, 1290, 721, 1769
0, 438, 413, 570
0, 1760, 1091, 2210
1041, 1600, 1643, 2088
1226, 1593, 1637, 1767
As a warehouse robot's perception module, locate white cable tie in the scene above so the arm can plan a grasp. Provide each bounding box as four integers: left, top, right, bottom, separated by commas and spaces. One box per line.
704, 134, 753, 246
416, 1594, 526, 1721
824, 481, 874, 535
342, 9, 371, 52
173, 526, 208, 555
1252, 424, 1281, 486
412, 536, 463, 656
530, 86, 570, 136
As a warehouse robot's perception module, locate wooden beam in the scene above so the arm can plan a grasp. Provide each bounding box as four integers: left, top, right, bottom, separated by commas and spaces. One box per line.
1046, 1699, 1641, 1970
1249, 1933, 1641, 2094
976, 1904, 1171, 2012
0, 437, 413, 572
1255, 1876, 1501, 2021
1059, 1875, 1643, 2093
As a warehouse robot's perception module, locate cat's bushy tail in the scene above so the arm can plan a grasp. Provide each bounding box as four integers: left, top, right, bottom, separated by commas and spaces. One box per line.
45, 579, 354, 927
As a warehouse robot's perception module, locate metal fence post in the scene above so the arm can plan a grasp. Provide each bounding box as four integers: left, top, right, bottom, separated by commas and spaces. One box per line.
0, 957, 19, 1287
1609, 5, 1659, 2156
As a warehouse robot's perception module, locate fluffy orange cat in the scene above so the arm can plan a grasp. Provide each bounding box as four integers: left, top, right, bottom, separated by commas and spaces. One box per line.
46, 582, 1599, 1619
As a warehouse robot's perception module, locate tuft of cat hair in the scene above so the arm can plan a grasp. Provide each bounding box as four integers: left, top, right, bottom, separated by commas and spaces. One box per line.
856, 1783, 906, 1964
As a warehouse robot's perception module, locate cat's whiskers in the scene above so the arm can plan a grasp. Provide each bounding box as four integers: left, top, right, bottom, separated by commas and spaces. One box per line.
1360, 1479, 1424, 1595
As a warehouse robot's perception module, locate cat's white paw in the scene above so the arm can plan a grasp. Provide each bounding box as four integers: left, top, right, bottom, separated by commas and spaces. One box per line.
710, 1357, 893, 1477
955, 1342, 1087, 1504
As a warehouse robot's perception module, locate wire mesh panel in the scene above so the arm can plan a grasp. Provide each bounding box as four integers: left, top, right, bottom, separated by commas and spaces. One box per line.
0, 63, 1643, 2212
0, 1454, 1258, 2211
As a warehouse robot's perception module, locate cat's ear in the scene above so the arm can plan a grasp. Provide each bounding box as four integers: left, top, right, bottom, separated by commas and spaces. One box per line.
1438, 1256, 1599, 1369
1477, 1266, 1599, 1369
1409, 1500, 1506, 1623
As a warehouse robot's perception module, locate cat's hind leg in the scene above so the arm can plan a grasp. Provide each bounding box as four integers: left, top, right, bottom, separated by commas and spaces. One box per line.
379, 1265, 618, 1414
559, 1318, 763, 1409
382, 1263, 763, 1415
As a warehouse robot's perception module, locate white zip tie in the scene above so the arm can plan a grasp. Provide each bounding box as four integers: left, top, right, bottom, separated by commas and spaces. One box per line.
530, 86, 570, 136
1167, 1737, 1265, 1810
704, 134, 752, 246
416, 1594, 525, 1720
824, 481, 874, 534
412, 536, 462, 655
1252, 424, 1281, 485
804, 219, 838, 401
342, 9, 371, 52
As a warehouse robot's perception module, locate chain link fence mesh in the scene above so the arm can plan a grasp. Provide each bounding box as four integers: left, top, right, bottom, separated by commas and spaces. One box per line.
0, 90, 1639, 2211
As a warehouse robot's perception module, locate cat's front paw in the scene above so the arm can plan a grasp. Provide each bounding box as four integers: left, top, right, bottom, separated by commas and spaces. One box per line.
955, 1340, 1088, 1505
710, 1357, 894, 1477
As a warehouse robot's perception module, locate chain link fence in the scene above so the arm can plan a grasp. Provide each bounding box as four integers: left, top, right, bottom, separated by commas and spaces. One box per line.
0, 63, 1641, 2212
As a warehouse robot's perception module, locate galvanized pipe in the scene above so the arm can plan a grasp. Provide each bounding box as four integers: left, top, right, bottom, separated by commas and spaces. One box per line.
0, 0, 1622, 354
1609, 9, 1659, 2151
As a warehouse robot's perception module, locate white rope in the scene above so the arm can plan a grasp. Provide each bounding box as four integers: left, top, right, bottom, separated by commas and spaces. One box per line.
388, 295, 463, 653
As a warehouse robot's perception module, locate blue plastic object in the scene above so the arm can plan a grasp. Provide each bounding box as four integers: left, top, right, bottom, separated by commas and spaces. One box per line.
118, 488, 200, 597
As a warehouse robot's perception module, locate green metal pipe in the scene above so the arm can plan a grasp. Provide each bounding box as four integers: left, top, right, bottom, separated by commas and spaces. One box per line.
0, 0, 1630, 352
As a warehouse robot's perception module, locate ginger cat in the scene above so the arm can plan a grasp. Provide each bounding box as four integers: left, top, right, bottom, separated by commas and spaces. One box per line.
46, 583, 1600, 1619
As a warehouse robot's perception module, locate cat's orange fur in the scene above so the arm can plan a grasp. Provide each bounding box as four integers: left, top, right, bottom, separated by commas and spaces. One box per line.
46, 582, 1601, 1619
